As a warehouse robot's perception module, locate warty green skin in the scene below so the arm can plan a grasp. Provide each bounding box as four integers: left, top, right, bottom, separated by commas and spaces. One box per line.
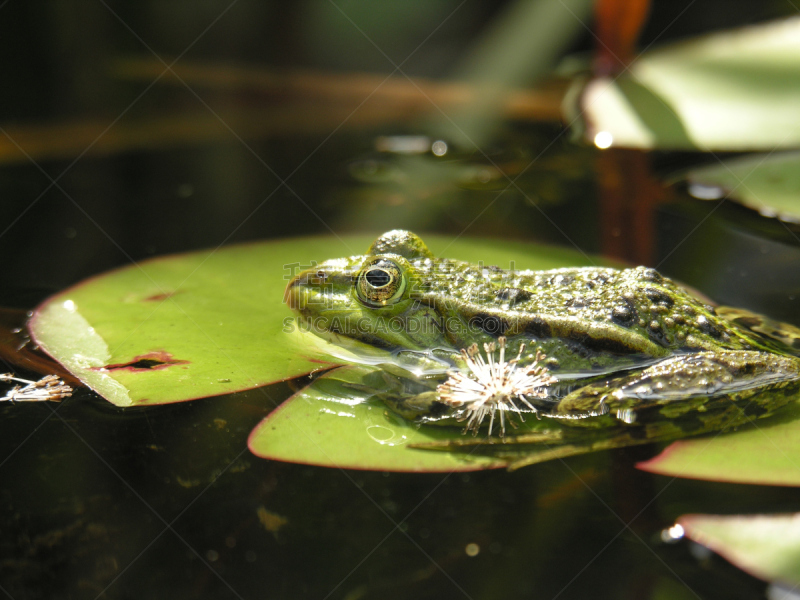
285, 230, 800, 447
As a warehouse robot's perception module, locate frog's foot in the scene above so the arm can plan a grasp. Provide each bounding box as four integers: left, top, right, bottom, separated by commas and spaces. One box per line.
436, 337, 557, 437
550, 350, 800, 432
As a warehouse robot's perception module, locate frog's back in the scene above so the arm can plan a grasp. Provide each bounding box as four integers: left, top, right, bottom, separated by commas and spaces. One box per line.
419, 260, 763, 356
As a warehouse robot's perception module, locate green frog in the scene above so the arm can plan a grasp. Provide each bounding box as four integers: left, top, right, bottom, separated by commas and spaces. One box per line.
285, 230, 800, 465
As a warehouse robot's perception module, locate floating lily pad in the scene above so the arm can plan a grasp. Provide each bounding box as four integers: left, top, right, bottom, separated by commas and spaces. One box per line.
29, 237, 358, 406
637, 404, 800, 486
678, 512, 800, 586
685, 151, 800, 223
248, 365, 508, 472
579, 17, 800, 150
30, 233, 594, 407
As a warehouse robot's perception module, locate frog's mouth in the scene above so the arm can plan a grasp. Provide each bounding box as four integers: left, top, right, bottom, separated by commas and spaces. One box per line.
284, 271, 318, 312
283, 274, 304, 311
284, 268, 354, 315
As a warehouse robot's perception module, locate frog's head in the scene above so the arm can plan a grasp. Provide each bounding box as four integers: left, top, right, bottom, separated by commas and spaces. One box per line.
285, 230, 446, 350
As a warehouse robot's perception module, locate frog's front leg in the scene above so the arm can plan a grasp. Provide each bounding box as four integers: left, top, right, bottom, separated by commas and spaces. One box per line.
551, 350, 800, 435
349, 363, 449, 422
380, 389, 448, 422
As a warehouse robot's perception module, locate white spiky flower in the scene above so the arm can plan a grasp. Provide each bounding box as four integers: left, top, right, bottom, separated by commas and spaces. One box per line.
437, 336, 556, 437
0, 374, 73, 402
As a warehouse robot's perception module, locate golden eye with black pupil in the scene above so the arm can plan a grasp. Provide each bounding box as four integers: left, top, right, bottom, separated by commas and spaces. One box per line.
356, 258, 406, 306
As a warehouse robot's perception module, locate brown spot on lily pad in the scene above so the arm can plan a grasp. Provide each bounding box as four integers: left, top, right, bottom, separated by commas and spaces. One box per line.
304, 357, 340, 366
143, 291, 178, 302
94, 351, 189, 372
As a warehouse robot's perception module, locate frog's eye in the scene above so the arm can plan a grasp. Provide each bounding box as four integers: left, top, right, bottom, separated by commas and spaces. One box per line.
356, 258, 406, 306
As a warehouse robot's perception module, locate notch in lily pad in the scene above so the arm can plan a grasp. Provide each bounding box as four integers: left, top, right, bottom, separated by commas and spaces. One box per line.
97, 351, 189, 373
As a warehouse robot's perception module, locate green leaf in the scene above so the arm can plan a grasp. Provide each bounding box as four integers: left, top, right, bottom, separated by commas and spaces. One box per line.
578, 18, 800, 150
248, 365, 508, 472
685, 151, 800, 222
678, 512, 800, 586
30, 233, 594, 407
29, 236, 361, 406
637, 406, 800, 486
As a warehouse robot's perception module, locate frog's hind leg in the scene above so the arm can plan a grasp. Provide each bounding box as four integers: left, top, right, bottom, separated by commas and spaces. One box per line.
506, 351, 800, 470
411, 351, 800, 470
551, 350, 800, 433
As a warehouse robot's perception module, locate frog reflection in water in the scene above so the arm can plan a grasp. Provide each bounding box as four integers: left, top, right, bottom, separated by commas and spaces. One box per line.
285, 230, 800, 465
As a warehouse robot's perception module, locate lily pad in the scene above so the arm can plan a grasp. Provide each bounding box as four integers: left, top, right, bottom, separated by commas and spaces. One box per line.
29, 236, 358, 406
30, 233, 594, 407
637, 405, 800, 486
685, 151, 800, 223
248, 365, 508, 472
678, 512, 800, 586
579, 17, 800, 150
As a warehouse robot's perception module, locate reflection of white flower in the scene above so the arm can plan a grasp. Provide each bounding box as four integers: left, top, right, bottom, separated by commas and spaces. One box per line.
1, 374, 72, 402
437, 336, 556, 437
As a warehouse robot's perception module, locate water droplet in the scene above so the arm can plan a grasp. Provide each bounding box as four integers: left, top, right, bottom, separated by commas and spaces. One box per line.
594, 131, 613, 149
616, 408, 637, 424
660, 523, 684, 543
688, 183, 724, 200
367, 425, 393, 442
465, 543, 480, 557
366, 425, 407, 445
